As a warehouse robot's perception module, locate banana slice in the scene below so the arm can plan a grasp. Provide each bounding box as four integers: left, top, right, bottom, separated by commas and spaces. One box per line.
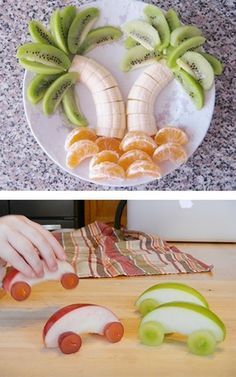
96, 101, 125, 116
97, 113, 126, 129
96, 127, 125, 138
126, 100, 152, 115
93, 87, 123, 104
90, 75, 118, 93
128, 115, 157, 135
128, 86, 153, 102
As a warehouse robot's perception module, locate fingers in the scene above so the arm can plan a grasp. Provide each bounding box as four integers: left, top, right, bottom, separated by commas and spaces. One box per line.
6, 228, 44, 277
25, 219, 66, 261
0, 242, 36, 278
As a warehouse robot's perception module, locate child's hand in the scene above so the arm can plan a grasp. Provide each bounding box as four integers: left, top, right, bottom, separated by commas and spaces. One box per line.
0, 215, 66, 278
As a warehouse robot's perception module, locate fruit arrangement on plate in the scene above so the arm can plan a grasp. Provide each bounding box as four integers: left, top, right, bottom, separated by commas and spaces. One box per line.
17, 1, 222, 184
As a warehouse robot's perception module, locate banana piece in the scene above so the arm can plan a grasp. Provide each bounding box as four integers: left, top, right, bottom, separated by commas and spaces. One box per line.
127, 61, 173, 135
70, 55, 126, 138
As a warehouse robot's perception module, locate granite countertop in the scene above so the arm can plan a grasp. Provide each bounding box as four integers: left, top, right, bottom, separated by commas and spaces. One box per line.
0, 0, 235, 191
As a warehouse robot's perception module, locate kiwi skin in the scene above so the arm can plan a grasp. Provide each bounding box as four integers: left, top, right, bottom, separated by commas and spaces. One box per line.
27, 74, 61, 104
42, 72, 78, 116
62, 87, 88, 127
167, 36, 206, 68
19, 58, 66, 74
60, 5, 77, 42
50, 10, 68, 54
174, 68, 204, 110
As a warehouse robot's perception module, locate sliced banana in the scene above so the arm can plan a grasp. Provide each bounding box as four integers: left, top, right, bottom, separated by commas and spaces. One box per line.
70, 55, 126, 138
127, 61, 173, 134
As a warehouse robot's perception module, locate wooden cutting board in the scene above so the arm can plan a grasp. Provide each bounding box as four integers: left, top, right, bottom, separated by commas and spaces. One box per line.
0, 243, 235, 377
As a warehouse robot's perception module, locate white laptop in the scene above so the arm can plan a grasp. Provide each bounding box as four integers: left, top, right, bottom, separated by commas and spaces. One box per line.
127, 201, 236, 243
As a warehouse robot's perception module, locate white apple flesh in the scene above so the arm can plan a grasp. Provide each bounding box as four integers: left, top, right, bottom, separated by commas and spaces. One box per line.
141, 302, 225, 342
43, 304, 123, 348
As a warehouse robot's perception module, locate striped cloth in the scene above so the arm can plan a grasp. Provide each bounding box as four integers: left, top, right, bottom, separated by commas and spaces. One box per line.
53, 222, 213, 278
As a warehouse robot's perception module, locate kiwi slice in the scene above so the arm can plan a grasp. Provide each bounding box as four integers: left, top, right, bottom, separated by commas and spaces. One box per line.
122, 20, 160, 51
144, 5, 170, 51
139, 321, 165, 346
17, 43, 71, 71
27, 74, 61, 104
174, 68, 204, 109
28, 21, 56, 46
187, 330, 217, 356
68, 7, 100, 54
170, 25, 202, 47
62, 86, 88, 127
177, 51, 214, 90
19, 58, 65, 74
120, 45, 161, 72
167, 36, 206, 68
124, 36, 140, 49
60, 6, 77, 43
50, 10, 68, 54
165, 9, 181, 32
200, 52, 223, 75
78, 26, 122, 55
139, 299, 159, 316
42, 72, 78, 115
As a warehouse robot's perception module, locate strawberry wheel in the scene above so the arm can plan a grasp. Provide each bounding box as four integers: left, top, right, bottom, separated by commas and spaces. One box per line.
58, 331, 82, 354
60, 273, 79, 289
103, 321, 124, 343
10, 281, 31, 301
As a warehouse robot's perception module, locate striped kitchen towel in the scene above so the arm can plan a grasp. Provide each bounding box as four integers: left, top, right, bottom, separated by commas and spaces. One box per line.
53, 222, 213, 278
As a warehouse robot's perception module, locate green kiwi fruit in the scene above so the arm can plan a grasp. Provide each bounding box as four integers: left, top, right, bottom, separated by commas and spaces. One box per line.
122, 20, 160, 51
27, 74, 61, 104
167, 36, 206, 68
144, 5, 170, 51
200, 52, 223, 75
67, 7, 100, 54
170, 25, 203, 47
165, 9, 181, 32
177, 51, 214, 90
17, 43, 71, 71
174, 68, 204, 109
124, 36, 140, 49
28, 21, 56, 46
120, 45, 161, 72
50, 10, 68, 54
42, 72, 78, 115
60, 5, 77, 43
19, 58, 65, 74
62, 86, 88, 127
78, 26, 122, 55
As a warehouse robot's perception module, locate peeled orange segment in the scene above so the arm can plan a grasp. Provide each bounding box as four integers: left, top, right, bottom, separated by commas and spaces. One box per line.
155, 127, 188, 146
65, 128, 97, 151
126, 160, 161, 179
66, 140, 99, 169
90, 150, 119, 168
118, 149, 152, 170
89, 162, 125, 181
95, 137, 122, 155
153, 143, 188, 164
120, 131, 157, 156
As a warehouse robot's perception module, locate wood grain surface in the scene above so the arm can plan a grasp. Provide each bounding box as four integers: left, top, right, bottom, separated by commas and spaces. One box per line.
0, 243, 235, 377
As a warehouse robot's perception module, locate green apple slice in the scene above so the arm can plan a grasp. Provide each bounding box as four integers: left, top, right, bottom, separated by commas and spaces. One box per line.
135, 282, 209, 315
141, 302, 226, 342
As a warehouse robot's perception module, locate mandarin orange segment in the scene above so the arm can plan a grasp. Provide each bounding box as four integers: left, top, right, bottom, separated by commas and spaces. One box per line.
153, 143, 188, 164
126, 160, 161, 179
118, 149, 152, 171
90, 150, 119, 168
89, 162, 125, 181
95, 137, 122, 156
120, 131, 157, 155
154, 127, 188, 146
66, 140, 99, 169
65, 128, 97, 151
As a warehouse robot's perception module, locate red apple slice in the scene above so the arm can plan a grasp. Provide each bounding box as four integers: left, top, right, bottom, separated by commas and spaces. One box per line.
43, 304, 124, 351
3, 260, 79, 301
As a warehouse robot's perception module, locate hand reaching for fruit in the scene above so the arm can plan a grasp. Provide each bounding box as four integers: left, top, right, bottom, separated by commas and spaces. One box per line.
0, 215, 66, 279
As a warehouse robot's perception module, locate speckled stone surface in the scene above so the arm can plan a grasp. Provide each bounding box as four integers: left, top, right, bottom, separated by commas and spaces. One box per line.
0, 0, 235, 191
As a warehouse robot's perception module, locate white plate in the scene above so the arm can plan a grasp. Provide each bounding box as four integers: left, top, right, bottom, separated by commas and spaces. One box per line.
23, 0, 215, 187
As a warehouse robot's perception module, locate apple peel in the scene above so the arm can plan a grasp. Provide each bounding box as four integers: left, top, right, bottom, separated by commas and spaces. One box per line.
43, 304, 124, 354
